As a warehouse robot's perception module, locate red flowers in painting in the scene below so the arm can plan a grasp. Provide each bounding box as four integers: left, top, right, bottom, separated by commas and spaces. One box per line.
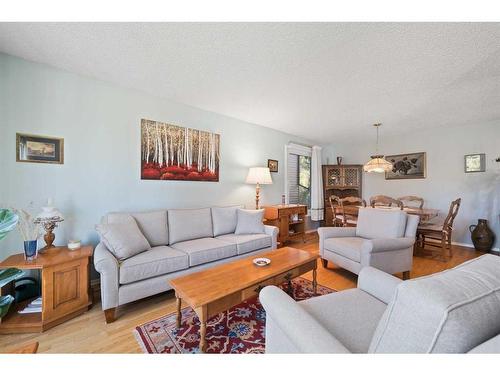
141, 119, 220, 181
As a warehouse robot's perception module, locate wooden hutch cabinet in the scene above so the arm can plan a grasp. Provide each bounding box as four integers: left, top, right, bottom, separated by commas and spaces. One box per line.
322, 164, 363, 226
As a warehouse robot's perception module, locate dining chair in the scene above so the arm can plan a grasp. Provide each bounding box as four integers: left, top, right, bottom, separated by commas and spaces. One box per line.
328, 195, 343, 227
416, 198, 461, 261
397, 195, 424, 209
337, 196, 367, 227
369, 195, 403, 210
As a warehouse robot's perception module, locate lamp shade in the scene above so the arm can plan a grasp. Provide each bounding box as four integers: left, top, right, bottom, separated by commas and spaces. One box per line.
363, 155, 393, 173
245, 167, 273, 185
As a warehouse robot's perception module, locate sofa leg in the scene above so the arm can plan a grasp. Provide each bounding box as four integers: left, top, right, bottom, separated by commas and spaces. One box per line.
402, 271, 410, 280
321, 258, 328, 269
104, 308, 117, 324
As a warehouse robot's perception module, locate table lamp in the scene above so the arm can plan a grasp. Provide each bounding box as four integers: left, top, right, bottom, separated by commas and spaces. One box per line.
34, 198, 64, 250
245, 167, 273, 209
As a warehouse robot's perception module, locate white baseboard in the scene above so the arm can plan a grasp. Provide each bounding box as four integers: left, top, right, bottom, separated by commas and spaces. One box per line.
451, 241, 499, 253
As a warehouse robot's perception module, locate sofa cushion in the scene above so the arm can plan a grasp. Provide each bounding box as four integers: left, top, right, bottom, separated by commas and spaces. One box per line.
369, 254, 500, 353
168, 208, 213, 245
216, 233, 272, 255
356, 208, 407, 239
211, 205, 242, 236
119, 246, 188, 284
299, 289, 387, 353
235, 209, 265, 234
105, 210, 168, 246
323, 237, 365, 262
96, 222, 150, 261
171, 238, 237, 267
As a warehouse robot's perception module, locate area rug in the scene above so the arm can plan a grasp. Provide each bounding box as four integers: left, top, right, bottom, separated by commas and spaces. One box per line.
134, 277, 334, 354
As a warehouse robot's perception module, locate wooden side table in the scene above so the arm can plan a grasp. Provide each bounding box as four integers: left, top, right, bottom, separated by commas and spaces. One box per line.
264, 204, 308, 246
0, 246, 93, 334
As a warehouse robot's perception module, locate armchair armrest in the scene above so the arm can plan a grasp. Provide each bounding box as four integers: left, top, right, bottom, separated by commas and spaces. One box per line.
318, 227, 357, 257
260, 286, 350, 353
264, 225, 279, 249
363, 237, 415, 254
357, 266, 402, 304
94, 242, 119, 310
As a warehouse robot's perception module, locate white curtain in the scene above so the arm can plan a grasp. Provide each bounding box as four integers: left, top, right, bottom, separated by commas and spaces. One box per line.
310, 145, 324, 221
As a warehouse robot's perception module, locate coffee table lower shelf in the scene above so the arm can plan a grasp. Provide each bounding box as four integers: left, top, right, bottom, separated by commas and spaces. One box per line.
173, 255, 317, 353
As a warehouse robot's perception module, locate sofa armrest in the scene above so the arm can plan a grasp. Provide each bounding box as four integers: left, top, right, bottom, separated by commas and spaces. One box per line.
94, 242, 119, 310
264, 225, 279, 249
260, 286, 351, 353
357, 266, 402, 304
363, 237, 415, 254
318, 227, 357, 257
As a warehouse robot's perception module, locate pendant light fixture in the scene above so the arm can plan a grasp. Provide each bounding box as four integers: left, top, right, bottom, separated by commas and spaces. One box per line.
363, 123, 393, 173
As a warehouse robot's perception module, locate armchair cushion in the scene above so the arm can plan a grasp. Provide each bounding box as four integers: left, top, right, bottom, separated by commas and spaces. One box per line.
356, 208, 407, 239
299, 288, 387, 353
323, 237, 365, 262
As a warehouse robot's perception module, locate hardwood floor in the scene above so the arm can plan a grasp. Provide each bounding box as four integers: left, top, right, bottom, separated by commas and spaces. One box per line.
0, 235, 485, 353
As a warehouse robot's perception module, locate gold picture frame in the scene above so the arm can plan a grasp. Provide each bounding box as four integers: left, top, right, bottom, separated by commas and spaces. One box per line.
385, 152, 426, 180
268, 159, 278, 173
16, 133, 64, 164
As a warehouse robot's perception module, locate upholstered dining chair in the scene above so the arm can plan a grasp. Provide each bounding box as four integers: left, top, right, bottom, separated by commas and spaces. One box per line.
416, 198, 461, 261
369, 195, 403, 210
335, 196, 367, 227
397, 196, 424, 209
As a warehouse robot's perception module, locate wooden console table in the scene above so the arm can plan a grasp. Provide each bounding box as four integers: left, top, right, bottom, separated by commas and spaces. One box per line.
264, 204, 307, 246
0, 246, 93, 334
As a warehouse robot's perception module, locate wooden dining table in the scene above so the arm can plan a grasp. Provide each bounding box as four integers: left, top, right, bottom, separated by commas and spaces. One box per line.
341, 206, 439, 223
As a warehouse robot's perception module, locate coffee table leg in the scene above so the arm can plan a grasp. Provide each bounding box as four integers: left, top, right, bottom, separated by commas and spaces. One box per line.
196, 305, 208, 353
312, 264, 318, 295
176, 295, 182, 329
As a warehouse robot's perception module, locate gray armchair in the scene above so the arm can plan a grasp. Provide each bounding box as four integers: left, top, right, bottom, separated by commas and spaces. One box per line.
318, 207, 419, 278
260, 254, 500, 353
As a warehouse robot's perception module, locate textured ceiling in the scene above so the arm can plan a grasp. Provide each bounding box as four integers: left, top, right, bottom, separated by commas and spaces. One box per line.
1, 23, 500, 143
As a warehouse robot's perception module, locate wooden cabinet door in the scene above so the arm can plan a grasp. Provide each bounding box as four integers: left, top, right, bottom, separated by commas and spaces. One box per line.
42, 258, 90, 324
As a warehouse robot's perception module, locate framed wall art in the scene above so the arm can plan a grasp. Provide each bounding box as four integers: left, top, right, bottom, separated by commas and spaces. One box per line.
16, 133, 64, 164
268, 159, 278, 173
141, 119, 220, 182
464, 153, 486, 173
385, 152, 426, 180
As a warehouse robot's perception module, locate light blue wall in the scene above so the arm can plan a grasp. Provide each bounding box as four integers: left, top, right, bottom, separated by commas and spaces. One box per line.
322, 123, 500, 249
0, 53, 316, 258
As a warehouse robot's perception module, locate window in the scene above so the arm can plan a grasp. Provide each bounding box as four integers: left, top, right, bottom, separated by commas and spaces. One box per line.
286, 145, 312, 208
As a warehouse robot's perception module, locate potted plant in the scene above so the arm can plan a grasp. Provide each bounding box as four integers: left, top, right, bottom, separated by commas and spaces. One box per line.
11, 208, 41, 261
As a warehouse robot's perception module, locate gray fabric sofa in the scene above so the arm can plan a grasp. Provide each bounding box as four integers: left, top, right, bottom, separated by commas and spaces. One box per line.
260, 254, 500, 353
94, 206, 278, 322
318, 207, 419, 278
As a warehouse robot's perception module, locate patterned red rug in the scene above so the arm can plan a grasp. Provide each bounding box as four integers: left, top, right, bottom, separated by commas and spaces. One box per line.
134, 277, 334, 354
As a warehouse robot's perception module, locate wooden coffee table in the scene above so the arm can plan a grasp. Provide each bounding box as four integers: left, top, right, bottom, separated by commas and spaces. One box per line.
169, 246, 318, 353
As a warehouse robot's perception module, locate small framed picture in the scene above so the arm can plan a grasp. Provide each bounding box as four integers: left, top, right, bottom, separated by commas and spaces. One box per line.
16, 133, 64, 164
464, 153, 485, 173
268, 159, 278, 173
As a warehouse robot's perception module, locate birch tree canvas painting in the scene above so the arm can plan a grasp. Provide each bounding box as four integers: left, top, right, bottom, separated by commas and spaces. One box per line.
141, 119, 220, 181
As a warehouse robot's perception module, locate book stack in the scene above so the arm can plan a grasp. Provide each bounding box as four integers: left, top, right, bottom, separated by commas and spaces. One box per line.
19, 297, 42, 314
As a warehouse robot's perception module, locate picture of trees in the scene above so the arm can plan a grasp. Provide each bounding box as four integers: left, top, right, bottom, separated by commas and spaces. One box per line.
141, 119, 220, 181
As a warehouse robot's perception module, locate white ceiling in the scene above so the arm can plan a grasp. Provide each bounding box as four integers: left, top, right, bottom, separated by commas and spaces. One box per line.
1, 23, 500, 143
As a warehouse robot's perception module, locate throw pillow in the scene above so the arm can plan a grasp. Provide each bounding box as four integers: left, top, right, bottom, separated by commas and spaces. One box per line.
95, 221, 151, 260
235, 209, 265, 235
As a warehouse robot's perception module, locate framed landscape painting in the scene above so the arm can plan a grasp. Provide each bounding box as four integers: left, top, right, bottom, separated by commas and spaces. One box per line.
16, 133, 64, 164
141, 119, 220, 181
385, 152, 426, 180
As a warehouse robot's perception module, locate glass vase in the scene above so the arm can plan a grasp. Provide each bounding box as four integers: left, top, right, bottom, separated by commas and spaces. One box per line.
23, 240, 38, 261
